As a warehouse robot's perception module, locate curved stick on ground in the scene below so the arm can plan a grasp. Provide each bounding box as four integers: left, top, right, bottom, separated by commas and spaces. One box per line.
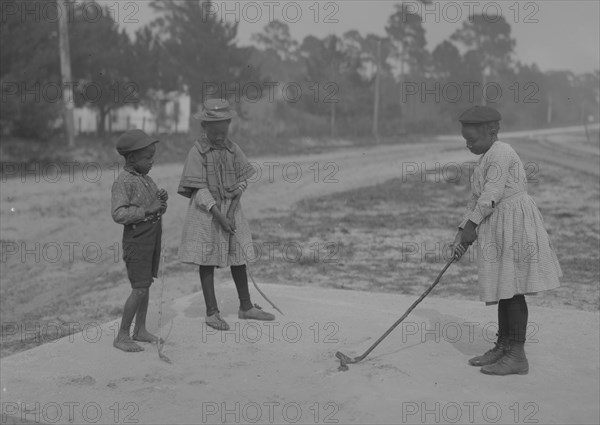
233, 233, 284, 316
336, 257, 455, 371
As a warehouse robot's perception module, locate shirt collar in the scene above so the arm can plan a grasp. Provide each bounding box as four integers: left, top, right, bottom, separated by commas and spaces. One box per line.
124, 164, 143, 176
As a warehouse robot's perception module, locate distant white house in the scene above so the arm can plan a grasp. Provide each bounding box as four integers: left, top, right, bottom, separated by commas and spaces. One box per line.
73, 92, 191, 135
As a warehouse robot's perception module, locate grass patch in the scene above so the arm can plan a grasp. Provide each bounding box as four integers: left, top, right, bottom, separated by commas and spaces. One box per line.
249, 163, 599, 311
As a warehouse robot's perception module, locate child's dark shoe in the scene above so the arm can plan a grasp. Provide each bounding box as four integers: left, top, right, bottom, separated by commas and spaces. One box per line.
238, 304, 275, 321
480, 341, 529, 375
468, 335, 509, 366
206, 313, 230, 331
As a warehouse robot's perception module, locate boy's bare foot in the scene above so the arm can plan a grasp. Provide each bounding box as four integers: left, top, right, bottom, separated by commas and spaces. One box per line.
113, 336, 144, 352
132, 329, 163, 344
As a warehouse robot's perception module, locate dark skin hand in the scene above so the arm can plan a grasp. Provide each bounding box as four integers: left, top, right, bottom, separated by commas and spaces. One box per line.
146, 198, 165, 216
453, 220, 478, 260
210, 183, 245, 234
157, 189, 168, 214
211, 205, 235, 234
127, 144, 168, 216
211, 185, 245, 233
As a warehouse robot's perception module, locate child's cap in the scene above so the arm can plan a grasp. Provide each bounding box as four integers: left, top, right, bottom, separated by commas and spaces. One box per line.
458, 105, 502, 124
195, 98, 236, 122
116, 129, 159, 155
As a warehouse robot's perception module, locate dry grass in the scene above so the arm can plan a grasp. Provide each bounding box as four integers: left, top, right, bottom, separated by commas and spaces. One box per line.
248, 162, 600, 311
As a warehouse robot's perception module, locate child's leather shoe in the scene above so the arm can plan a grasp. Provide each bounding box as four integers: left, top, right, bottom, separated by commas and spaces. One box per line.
206, 313, 230, 331
238, 304, 275, 321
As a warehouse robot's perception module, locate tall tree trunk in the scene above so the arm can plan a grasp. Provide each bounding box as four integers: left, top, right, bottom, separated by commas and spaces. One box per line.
330, 101, 336, 138
57, 1, 75, 147
373, 39, 381, 143
98, 108, 107, 137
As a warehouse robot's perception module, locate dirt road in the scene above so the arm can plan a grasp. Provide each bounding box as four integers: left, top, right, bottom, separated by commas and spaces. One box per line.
438, 123, 600, 177
0, 140, 473, 328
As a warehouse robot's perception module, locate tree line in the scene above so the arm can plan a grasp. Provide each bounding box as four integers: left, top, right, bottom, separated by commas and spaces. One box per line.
1, 0, 598, 142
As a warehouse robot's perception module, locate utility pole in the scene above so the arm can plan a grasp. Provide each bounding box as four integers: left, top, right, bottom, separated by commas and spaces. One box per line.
330, 42, 337, 139
481, 65, 490, 106
58, 1, 75, 147
582, 102, 590, 144
372, 38, 381, 143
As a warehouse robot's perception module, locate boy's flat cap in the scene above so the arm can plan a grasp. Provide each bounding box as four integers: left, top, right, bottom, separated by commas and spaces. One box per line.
116, 129, 158, 155
195, 98, 236, 122
458, 105, 502, 124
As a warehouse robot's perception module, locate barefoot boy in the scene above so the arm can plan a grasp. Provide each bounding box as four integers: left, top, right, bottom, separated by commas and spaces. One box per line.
111, 129, 168, 352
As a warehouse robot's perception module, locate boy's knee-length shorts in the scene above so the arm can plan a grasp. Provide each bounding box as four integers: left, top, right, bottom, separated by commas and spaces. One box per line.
122, 220, 162, 289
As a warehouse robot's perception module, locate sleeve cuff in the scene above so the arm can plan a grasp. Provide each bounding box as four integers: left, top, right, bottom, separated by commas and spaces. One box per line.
467, 210, 484, 225
194, 188, 217, 211
206, 200, 216, 212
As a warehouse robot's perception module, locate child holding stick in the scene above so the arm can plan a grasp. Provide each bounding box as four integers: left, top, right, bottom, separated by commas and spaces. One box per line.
111, 129, 167, 352
178, 99, 275, 331
453, 106, 562, 375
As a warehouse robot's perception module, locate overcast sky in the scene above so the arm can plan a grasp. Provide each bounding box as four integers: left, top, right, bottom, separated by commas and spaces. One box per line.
103, 0, 600, 74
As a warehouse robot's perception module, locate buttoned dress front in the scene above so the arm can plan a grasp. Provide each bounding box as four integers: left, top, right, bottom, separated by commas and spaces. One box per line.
460, 141, 562, 303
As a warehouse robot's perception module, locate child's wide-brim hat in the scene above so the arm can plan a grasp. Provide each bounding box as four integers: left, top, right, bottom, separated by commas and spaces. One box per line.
116, 129, 159, 155
196, 98, 236, 122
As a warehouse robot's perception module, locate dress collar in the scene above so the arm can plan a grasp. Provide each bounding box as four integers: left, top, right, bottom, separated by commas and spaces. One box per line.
196, 135, 234, 154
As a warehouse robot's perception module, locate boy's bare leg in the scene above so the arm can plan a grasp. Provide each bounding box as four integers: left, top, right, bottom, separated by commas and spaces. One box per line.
132, 287, 161, 343
114, 289, 145, 352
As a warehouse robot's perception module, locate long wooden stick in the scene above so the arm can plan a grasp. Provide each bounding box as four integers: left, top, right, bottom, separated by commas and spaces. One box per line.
233, 232, 284, 316
227, 189, 284, 316
157, 249, 172, 364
